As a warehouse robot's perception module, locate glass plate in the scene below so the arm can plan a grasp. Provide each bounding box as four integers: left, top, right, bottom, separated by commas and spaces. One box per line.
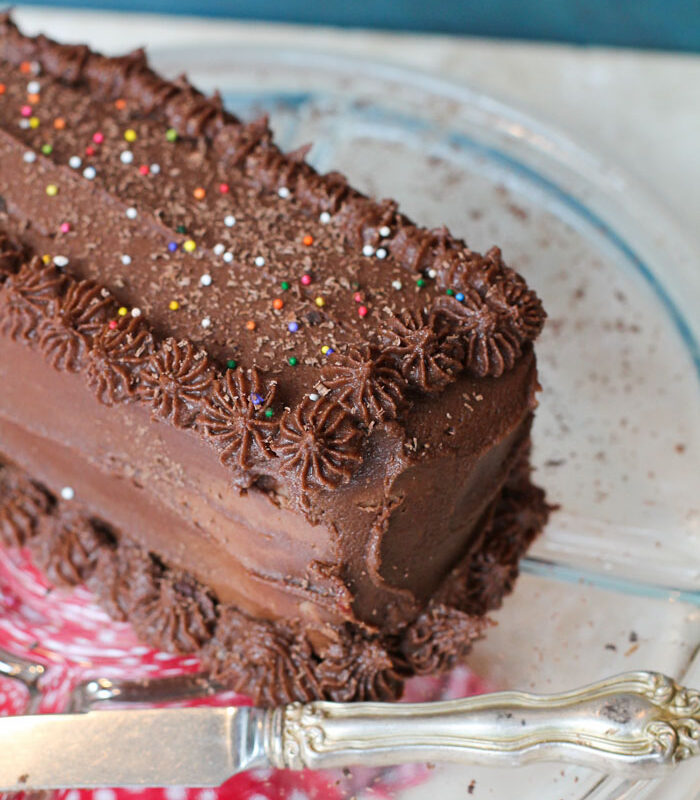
2, 43, 700, 800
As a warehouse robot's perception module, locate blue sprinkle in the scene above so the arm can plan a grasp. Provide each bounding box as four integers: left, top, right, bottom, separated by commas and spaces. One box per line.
325, 348, 334, 356
455, 292, 465, 302
168, 241, 178, 253
250, 393, 264, 406
288, 321, 299, 333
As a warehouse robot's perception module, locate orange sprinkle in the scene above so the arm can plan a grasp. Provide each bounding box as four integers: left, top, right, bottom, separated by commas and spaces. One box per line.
53, 117, 66, 130
272, 298, 284, 310
302, 234, 314, 246
115, 98, 127, 110
246, 320, 256, 331
0, 83, 6, 95
20, 61, 32, 75
193, 187, 206, 200
27, 92, 40, 104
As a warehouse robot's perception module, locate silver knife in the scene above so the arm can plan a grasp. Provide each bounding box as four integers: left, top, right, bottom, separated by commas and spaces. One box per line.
1, 670, 699, 790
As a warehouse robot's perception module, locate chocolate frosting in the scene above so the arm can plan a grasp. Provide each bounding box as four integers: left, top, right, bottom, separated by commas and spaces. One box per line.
0, 451, 549, 704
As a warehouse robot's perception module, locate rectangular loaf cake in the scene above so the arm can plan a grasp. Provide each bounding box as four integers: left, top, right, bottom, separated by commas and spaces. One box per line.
0, 15, 549, 704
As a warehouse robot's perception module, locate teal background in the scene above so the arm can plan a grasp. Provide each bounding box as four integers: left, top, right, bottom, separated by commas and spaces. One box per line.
13, 0, 700, 51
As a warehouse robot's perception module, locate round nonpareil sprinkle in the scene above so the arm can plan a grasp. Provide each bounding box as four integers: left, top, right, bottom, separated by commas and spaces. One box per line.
41, 144, 52, 155
300, 274, 311, 286
376, 248, 387, 259
92, 132, 104, 144
219, 183, 230, 194
319, 212, 331, 224
22, 151, 36, 163
27, 80, 41, 94
288, 321, 299, 333
213, 243, 225, 256
264, 408, 274, 419
392, 279, 403, 290
125, 207, 138, 219
68, 155, 82, 169
353, 292, 362, 303
193, 187, 206, 200
53, 255, 69, 268
272, 298, 284, 310
427, 268, 437, 279
226, 359, 237, 370
108, 320, 118, 330
302, 235, 314, 246
29, 116, 39, 129
85, 145, 95, 156
115, 98, 127, 110
131, 307, 142, 317
362, 244, 375, 257
46, 184, 58, 196
416, 278, 426, 288
167, 241, 178, 253
309, 393, 320, 402
446, 288, 454, 296
20, 105, 31, 117
0, 84, 5, 95
201, 317, 211, 329
200, 274, 212, 286
280, 281, 290, 291
223, 252, 234, 263
60, 486, 75, 501
315, 296, 325, 307
120, 151, 134, 164
60, 222, 71, 233
83, 166, 97, 180
379, 225, 391, 237
166, 128, 178, 142
288, 356, 298, 366
278, 186, 290, 198
246, 320, 256, 331
224, 215, 236, 227
254, 256, 265, 267
358, 305, 368, 317
19, 119, 30, 130
176, 225, 187, 234
169, 300, 180, 311
139, 164, 149, 176
124, 128, 137, 142
150, 163, 160, 175
53, 118, 66, 130
455, 292, 465, 302
121, 255, 132, 266
321, 345, 331, 355
183, 239, 197, 253
118, 306, 128, 317
27, 93, 39, 105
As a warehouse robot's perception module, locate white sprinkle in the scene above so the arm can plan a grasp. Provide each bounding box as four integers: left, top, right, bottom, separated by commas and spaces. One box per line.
82, 166, 97, 180
23, 151, 36, 163
200, 273, 212, 286
27, 80, 41, 94
379, 225, 391, 237
362, 244, 375, 257
223, 251, 234, 263
120, 150, 134, 164
125, 207, 138, 219
277, 186, 290, 198
224, 215, 236, 227
150, 163, 161, 174
254, 256, 265, 267
376, 247, 387, 259
60, 486, 75, 501
201, 317, 211, 329
309, 393, 320, 402
213, 243, 225, 256
121, 254, 132, 266
427, 268, 437, 279
319, 211, 331, 224
53, 255, 69, 268
19, 119, 30, 129
392, 279, 403, 290
131, 307, 141, 317
68, 155, 82, 169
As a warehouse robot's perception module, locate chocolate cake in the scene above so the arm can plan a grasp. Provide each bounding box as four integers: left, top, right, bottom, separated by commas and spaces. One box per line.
0, 15, 549, 705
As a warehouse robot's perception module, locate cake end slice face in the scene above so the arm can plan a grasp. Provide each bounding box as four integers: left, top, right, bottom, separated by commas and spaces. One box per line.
0, 15, 550, 704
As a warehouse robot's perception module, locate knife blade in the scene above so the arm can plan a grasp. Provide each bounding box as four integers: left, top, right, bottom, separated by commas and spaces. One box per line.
0, 706, 270, 790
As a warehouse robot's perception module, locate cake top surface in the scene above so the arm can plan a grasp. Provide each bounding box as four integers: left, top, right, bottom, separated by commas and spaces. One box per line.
0, 14, 545, 503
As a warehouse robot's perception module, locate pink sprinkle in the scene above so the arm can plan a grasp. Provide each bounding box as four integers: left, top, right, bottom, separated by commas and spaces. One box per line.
60, 222, 71, 234
92, 132, 104, 144
108, 320, 118, 330
138, 164, 149, 176
20, 105, 32, 117
219, 183, 230, 194
358, 305, 368, 317
300, 274, 312, 286
353, 292, 363, 303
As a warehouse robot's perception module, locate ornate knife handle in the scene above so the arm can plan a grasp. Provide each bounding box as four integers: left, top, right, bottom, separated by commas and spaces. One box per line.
266, 671, 700, 776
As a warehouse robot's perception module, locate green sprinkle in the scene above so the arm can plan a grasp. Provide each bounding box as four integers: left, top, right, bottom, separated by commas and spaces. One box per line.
176, 225, 187, 234
166, 128, 178, 142
264, 408, 274, 418
416, 278, 426, 288
226, 359, 237, 370
280, 281, 290, 291
446, 288, 455, 296
41, 144, 53, 155
288, 356, 298, 366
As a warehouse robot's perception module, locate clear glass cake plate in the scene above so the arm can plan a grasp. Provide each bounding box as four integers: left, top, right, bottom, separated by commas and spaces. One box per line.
2, 42, 699, 800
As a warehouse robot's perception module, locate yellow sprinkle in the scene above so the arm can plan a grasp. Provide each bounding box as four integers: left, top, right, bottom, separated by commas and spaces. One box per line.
118, 306, 128, 317
42, 254, 51, 265
315, 296, 325, 307
321, 345, 330, 355
124, 128, 137, 142
169, 300, 180, 311
183, 239, 196, 253
46, 184, 58, 197
29, 116, 40, 129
